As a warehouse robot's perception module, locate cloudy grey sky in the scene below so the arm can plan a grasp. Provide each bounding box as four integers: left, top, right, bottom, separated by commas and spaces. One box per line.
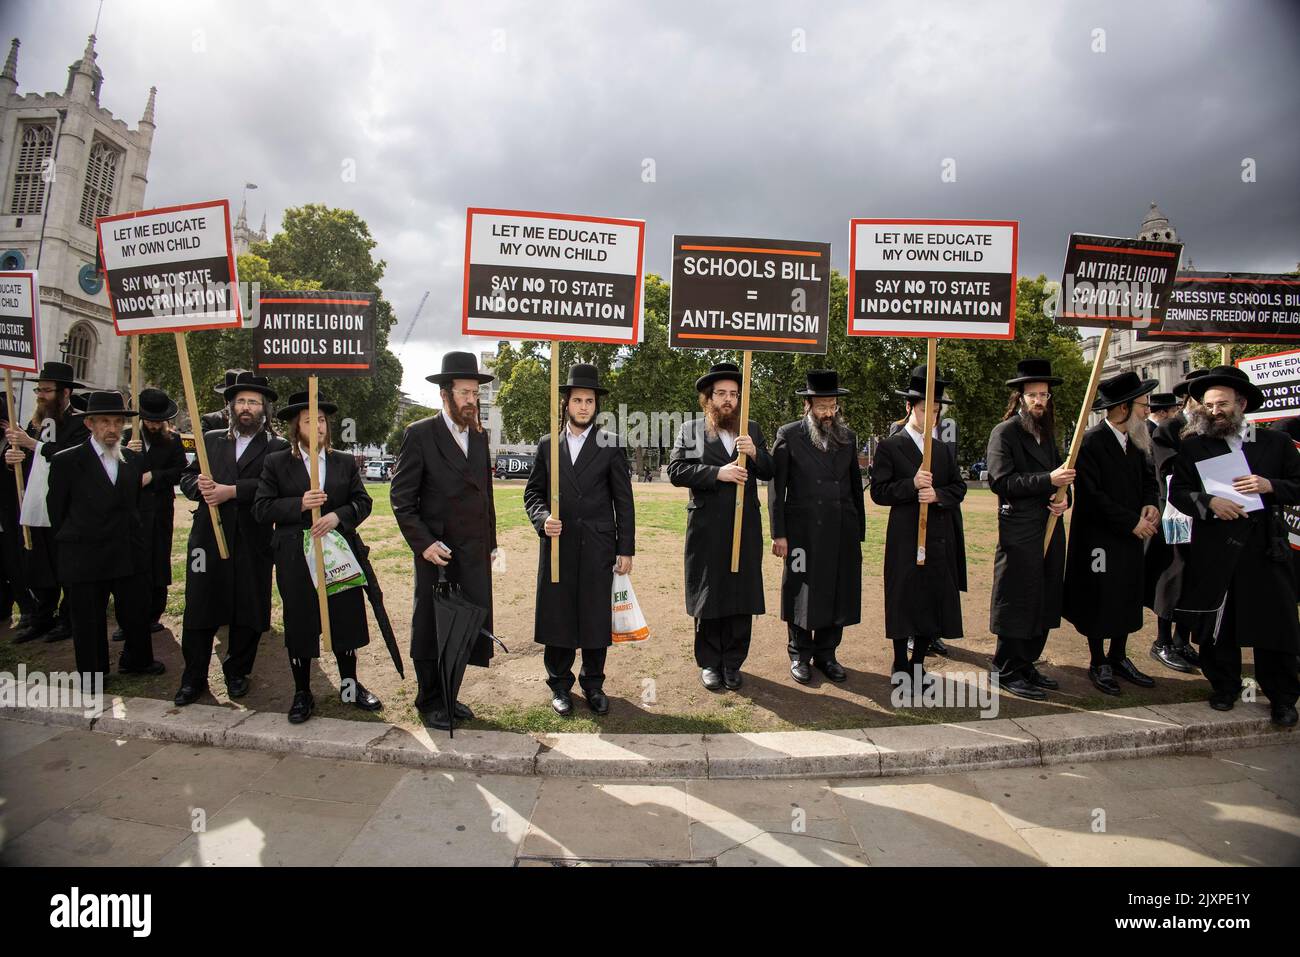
7, 0, 1298, 406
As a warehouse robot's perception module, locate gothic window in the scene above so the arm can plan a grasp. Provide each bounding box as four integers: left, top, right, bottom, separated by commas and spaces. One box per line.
78, 140, 121, 228
8, 123, 54, 215
65, 321, 97, 383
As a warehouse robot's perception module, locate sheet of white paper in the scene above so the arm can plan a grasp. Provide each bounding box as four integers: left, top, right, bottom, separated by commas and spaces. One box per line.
1195, 449, 1264, 512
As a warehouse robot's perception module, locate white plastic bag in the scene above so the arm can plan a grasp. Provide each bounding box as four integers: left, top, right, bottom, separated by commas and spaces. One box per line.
19, 450, 50, 528
611, 572, 649, 643
1161, 476, 1192, 545
304, 529, 367, 595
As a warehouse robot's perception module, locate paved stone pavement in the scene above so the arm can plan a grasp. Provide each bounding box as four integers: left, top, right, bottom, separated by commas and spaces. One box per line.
1, 716, 1297, 866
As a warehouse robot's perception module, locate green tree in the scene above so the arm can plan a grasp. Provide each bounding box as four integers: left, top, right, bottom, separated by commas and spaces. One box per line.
386, 402, 436, 452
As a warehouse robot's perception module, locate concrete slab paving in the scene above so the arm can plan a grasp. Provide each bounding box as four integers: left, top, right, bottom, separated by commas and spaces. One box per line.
367, 725, 539, 775
522, 779, 691, 860
250, 753, 407, 806
965, 762, 1158, 831
220, 711, 392, 761
690, 816, 869, 866
703, 730, 880, 779
864, 719, 1040, 775
1, 807, 189, 866
1150, 778, 1300, 866
1014, 817, 1227, 867
1213, 742, 1300, 802
536, 734, 707, 777
684, 777, 845, 824
0, 717, 65, 760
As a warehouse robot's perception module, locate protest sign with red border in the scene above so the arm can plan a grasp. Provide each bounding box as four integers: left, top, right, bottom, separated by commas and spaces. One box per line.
0, 271, 41, 373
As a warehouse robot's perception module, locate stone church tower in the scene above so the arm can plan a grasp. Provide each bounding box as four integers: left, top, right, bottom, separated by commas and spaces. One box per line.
0, 34, 155, 408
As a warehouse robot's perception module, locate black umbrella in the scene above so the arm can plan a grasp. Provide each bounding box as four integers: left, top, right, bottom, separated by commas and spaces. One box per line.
352, 540, 405, 678
432, 569, 508, 737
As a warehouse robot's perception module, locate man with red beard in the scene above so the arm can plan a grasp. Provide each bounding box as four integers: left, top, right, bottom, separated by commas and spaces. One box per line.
1170, 366, 1300, 726
668, 361, 772, 690
769, 370, 864, 685
391, 352, 499, 731
4, 361, 89, 644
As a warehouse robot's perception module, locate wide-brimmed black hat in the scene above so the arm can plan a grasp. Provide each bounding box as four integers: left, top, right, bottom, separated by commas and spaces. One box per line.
137, 387, 178, 421
71, 390, 138, 418
558, 363, 609, 395
1148, 392, 1178, 411
795, 370, 849, 398
35, 360, 85, 390
223, 371, 278, 402
1172, 367, 1211, 399
426, 351, 494, 386
1187, 365, 1265, 413
895, 364, 953, 405
1093, 370, 1159, 411
695, 362, 743, 394
212, 368, 248, 397
276, 391, 339, 421
69, 392, 89, 412
1005, 357, 1063, 388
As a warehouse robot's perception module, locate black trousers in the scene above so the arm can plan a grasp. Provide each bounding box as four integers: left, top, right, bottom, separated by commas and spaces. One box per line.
30, 584, 63, 629
65, 576, 152, 677
787, 624, 842, 662
150, 585, 167, 623
413, 658, 448, 713
543, 645, 608, 694
1198, 597, 1300, 708
180, 625, 262, 689
993, 633, 1049, 679
694, 614, 752, 670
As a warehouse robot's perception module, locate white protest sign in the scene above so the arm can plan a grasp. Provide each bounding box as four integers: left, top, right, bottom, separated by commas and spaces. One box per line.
1237, 349, 1300, 422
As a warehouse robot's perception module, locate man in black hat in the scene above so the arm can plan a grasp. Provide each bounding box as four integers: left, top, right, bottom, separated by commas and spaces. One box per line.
173, 373, 287, 706
524, 364, 634, 715
119, 388, 188, 636
1063, 370, 1160, 695
3, 360, 89, 643
200, 369, 246, 433
46, 391, 162, 681
870, 366, 967, 697
769, 370, 864, 685
391, 351, 498, 730
668, 361, 772, 691
1169, 366, 1300, 726
1146, 368, 1211, 673
1146, 393, 1177, 437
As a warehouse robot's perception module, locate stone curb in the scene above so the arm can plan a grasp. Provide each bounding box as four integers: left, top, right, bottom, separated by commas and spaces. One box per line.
1, 691, 1293, 779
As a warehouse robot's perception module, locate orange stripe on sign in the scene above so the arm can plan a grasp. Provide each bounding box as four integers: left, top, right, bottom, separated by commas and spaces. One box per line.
260, 298, 372, 305
260, 363, 369, 369
680, 245, 822, 257
1073, 244, 1177, 258
677, 333, 819, 344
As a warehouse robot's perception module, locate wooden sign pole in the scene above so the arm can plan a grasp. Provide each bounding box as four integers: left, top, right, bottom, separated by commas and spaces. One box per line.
130, 334, 140, 409
549, 340, 560, 584
174, 332, 229, 560
308, 376, 332, 652
729, 350, 753, 573
1044, 325, 1113, 554
1221, 344, 1231, 365
4, 369, 31, 550
915, 338, 938, 565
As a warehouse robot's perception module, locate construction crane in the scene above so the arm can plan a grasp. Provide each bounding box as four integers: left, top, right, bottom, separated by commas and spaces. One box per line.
397, 291, 430, 354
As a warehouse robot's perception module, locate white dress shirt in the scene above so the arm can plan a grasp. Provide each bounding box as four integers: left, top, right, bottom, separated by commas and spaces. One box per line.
1105, 418, 1129, 450
234, 432, 254, 462
566, 423, 593, 462
299, 448, 327, 484
442, 408, 469, 457
904, 422, 938, 455
717, 429, 735, 457
90, 436, 119, 485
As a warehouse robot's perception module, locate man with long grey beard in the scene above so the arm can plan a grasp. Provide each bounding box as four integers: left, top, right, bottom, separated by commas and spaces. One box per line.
1169, 366, 1300, 726
769, 370, 864, 686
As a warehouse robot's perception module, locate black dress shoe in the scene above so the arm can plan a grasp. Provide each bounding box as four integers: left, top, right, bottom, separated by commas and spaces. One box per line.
1089, 664, 1122, 696
453, 701, 474, 721
1025, 666, 1059, 690
119, 659, 166, 676
722, 668, 743, 690
226, 675, 250, 699
150, 621, 166, 634
1000, 674, 1048, 700
1150, 642, 1196, 674
551, 691, 573, 716
42, 622, 71, 642
813, 657, 847, 683
420, 708, 452, 731
586, 688, 610, 715
928, 637, 948, 656
1112, 657, 1156, 688
12, 623, 50, 644
1176, 642, 1201, 667
790, 659, 812, 685
346, 682, 383, 711
288, 690, 314, 724
1272, 704, 1298, 727
173, 684, 205, 707
1208, 693, 1235, 711
111, 627, 125, 642
701, 667, 723, 691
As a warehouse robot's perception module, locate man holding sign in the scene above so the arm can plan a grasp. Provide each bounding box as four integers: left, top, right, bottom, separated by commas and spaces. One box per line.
1169, 366, 1300, 726
769, 370, 864, 686
174, 373, 287, 706
668, 362, 772, 691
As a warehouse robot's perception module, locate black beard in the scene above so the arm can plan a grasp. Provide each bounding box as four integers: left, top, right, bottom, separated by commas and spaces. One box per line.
805, 409, 849, 452
234, 413, 264, 437
705, 404, 739, 436
1190, 406, 1244, 440
1018, 403, 1054, 443
144, 424, 171, 446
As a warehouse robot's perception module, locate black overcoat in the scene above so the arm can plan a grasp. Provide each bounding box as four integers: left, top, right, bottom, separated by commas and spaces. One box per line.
125, 427, 188, 588
1063, 422, 1158, 638
985, 417, 1068, 638
869, 429, 967, 641
179, 429, 288, 632
47, 439, 148, 583
768, 420, 865, 631
524, 429, 635, 650
20, 414, 89, 590
390, 415, 497, 665
1168, 427, 1300, 653
667, 418, 772, 620
1144, 411, 1186, 617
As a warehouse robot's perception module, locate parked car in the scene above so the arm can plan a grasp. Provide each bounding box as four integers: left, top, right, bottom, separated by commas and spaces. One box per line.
364, 459, 394, 481
494, 452, 534, 479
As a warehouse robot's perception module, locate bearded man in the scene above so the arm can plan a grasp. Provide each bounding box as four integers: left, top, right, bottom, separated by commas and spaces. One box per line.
769, 369, 865, 686
1169, 366, 1300, 726
668, 362, 772, 691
